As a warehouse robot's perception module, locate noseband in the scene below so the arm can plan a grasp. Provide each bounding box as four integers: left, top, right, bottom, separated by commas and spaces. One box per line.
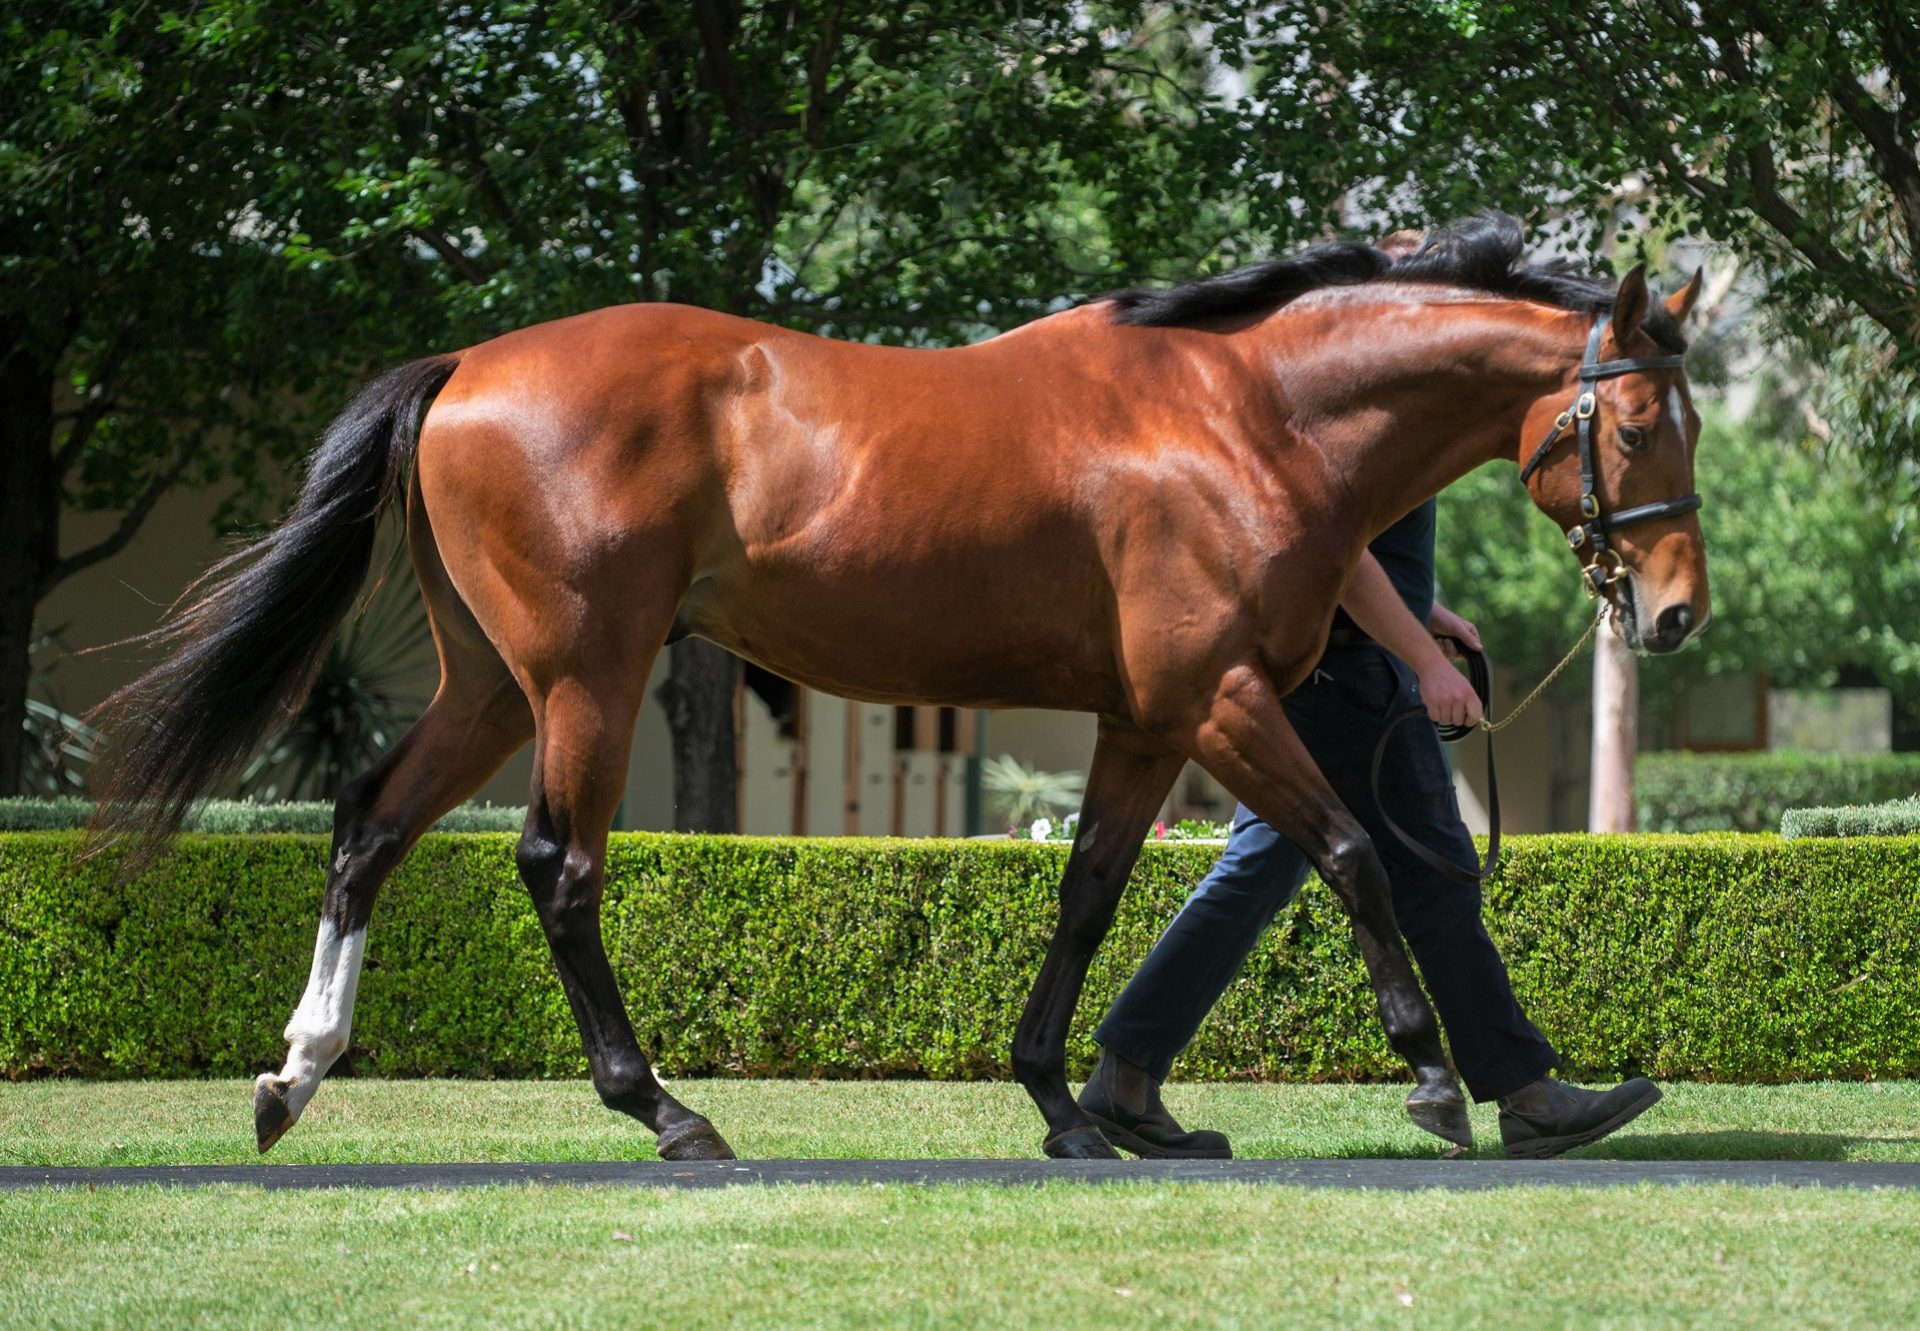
1518, 314, 1703, 597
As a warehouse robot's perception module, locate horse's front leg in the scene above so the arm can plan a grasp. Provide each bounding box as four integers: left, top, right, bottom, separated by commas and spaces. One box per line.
1170, 662, 1461, 1117
1012, 717, 1186, 1158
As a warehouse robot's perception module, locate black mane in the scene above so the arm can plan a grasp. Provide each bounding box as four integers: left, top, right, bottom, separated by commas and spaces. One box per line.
1101, 212, 1687, 352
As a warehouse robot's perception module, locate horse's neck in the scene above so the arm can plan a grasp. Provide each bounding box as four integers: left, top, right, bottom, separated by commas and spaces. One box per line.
1254, 296, 1585, 536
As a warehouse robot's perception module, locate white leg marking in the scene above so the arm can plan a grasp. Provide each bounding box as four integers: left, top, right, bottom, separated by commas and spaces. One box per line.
257, 918, 366, 1121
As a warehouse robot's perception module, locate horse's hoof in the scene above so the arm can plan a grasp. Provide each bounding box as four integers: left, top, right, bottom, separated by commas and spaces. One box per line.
253, 1076, 297, 1154
656, 1118, 736, 1161
1406, 1085, 1474, 1150
1043, 1124, 1122, 1160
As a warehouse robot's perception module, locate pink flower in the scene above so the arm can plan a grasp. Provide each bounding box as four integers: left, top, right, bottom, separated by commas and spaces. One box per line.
1153, 821, 1166, 839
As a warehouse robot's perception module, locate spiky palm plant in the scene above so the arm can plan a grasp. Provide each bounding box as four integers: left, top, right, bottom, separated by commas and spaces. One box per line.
237, 567, 433, 802
19, 629, 103, 797
980, 753, 1086, 830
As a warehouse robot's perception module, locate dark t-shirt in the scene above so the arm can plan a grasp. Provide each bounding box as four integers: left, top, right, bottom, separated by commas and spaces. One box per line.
1330, 497, 1436, 633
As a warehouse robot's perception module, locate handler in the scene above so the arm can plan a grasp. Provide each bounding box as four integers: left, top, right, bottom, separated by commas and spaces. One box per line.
1078, 497, 1664, 1160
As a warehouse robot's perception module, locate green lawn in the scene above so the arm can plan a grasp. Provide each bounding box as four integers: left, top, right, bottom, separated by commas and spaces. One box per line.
7, 1181, 1919, 1330
5, 1081, 1919, 1329
3, 1077, 1918, 1166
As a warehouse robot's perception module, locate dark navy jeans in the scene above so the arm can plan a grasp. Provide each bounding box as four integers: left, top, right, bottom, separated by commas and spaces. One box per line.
1094, 642, 1558, 1102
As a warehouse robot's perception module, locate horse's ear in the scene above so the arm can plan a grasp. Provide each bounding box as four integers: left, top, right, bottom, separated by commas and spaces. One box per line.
1378, 229, 1425, 260
1665, 267, 1705, 324
1613, 263, 1650, 340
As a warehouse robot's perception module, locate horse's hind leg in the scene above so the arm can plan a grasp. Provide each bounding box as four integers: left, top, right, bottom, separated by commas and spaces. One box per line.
1012, 718, 1186, 1159
254, 489, 532, 1151
515, 664, 732, 1161
253, 655, 531, 1150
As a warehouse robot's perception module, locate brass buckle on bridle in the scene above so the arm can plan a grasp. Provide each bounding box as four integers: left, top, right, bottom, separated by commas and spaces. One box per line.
1582, 549, 1626, 598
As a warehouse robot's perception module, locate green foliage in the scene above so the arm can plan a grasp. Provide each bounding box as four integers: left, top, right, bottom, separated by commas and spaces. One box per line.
1237, 2, 1920, 481
0, 799, 524, 834
4, 831, 1919, 1083
155, 1, 1256, 356
3, 2, 413, 522
980, 755, 1087, 830
0, 798, 95, 832
1783, 796, 1920, 840
1636, 752, 1920, 834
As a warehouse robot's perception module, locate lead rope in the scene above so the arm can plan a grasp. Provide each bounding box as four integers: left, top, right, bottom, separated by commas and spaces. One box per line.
1480, 607, 1605, 735
1371, 606, 1607, 886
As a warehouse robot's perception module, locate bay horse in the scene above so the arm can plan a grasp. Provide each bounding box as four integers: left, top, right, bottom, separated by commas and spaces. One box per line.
93, 213, 1710, 1161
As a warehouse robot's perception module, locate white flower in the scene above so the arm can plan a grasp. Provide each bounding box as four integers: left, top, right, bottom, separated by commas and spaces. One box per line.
1030, 817, 1053, 842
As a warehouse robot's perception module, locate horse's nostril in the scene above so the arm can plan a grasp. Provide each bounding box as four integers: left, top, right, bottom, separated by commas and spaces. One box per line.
1655, 604, 1694, 643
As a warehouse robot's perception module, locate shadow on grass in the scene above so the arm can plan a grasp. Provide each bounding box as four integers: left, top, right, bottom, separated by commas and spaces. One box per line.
1298, 1131, 1919, 1163
1560, 1130, 1916, 1162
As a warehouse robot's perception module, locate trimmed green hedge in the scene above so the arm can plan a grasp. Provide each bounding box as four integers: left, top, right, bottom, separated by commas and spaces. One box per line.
3, 832, 1918, 1083
1783, 795, 1920, 839
1636, 751, 1920, 833
0, 798, 527, 834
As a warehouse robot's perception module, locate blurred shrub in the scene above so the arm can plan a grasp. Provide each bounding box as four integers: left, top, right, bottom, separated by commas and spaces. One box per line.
0, 798, 525, 834
1783, 795, 1920, 839
1636, 751, 1920, 832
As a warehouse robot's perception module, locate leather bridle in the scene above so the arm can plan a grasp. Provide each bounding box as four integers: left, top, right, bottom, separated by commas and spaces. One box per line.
1518, 313, 1703, 598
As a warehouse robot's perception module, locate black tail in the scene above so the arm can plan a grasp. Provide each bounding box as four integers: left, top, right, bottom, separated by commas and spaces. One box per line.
89, 355, 460, 861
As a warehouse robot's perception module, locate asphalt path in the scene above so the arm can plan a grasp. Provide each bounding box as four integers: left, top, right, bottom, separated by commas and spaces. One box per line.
4, 1159, 1917, 1192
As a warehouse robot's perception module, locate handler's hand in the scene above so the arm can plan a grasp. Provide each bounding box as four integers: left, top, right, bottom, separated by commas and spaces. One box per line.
1427, 602, 1483, 660
1416, 655, 1483, 728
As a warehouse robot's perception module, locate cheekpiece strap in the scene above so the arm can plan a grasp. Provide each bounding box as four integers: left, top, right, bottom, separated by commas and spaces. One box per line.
1580, 354, 1686, 380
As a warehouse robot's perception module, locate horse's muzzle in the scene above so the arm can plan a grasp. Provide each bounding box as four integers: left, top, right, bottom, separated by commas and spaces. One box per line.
1642, 602, 1706, 654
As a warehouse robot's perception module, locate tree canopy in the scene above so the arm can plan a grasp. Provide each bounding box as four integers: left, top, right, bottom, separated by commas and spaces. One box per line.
1225, 1, 1920, 487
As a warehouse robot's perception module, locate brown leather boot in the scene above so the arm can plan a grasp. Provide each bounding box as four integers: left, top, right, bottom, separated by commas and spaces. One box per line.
1498, 1076, 1663, 1159
1076, 1049, 1232, 1159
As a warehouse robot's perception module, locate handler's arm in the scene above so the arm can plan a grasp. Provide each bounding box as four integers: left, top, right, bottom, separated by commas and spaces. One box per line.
1339, 553, 1482, 728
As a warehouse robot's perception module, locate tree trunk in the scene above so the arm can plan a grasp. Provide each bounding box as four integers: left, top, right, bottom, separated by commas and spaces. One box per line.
1588, 620, 1638, 832
0, 565, 34, 799
0, 337, 57, 797
655, 637, 740, 832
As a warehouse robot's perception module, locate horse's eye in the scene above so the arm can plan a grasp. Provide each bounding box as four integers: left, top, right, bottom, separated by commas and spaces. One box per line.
1619, 425, 1646, 449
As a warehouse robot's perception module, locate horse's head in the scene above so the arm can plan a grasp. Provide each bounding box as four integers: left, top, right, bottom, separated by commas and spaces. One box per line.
1518, 265, 1710, 655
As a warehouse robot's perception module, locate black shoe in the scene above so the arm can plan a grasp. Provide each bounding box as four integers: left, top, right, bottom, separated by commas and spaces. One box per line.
1076, 1049, 1232, 1159
1498, 1076, 1663, 1159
